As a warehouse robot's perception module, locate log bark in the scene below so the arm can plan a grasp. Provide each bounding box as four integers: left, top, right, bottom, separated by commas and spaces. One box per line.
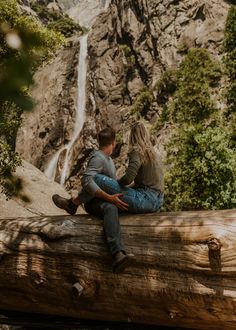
0, 210, 236, 330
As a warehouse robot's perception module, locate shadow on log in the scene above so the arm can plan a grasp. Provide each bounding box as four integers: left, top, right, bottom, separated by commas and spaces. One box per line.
0, 210, 236, 330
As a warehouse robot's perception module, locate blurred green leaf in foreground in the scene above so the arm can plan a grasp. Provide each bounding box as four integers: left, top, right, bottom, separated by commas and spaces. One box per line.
0, 0, 64, 199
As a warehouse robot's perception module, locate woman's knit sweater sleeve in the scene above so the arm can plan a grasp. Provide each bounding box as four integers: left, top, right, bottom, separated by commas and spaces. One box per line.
118, 150, 142, 186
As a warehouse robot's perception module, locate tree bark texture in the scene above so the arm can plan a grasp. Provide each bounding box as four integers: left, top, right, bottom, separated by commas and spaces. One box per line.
0, 210, 236, 330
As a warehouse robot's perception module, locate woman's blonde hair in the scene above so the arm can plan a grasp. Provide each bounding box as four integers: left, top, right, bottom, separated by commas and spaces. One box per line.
129, 122, 156, 163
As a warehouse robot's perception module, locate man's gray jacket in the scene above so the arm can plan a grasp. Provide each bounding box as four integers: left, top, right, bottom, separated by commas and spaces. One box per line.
79, 150, 116, 199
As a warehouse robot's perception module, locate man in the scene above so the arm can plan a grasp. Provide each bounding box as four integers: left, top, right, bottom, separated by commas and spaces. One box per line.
52, 127, 135, 273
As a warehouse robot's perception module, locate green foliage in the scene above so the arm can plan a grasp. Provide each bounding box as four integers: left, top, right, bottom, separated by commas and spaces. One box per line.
177, 41, 189, 54
0, 0, 64, 118
155, 69, 176, 102
164, 48, 236, 211
131, 89, 153, 117
165, 125, 236, 211
31, 3, 61, 23
224, 6, 236, 53
0, 140, 21, 177
0, 139, 22, 198
0, 1, 64, 58
170, 48, 221, 123
47, 16, 82, 37
119, 44, 136, 66
224, 6, 236, 125
0, 102, 22, 149
116, 131, 124, 144
0, 0, 64, 197
31, 2, 82, 37
0, 0, 64, 110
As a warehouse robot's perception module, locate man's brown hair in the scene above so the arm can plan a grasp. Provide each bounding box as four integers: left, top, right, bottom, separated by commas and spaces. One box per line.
98, 127, 116, 147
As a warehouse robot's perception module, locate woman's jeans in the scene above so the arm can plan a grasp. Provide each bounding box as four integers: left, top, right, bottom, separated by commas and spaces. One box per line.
80, 174, 164, 213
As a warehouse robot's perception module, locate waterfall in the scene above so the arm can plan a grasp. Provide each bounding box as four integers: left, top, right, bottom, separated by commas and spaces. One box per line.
45, 1, 111, 185
44, 150, 61, 180
45, 34, 88, 184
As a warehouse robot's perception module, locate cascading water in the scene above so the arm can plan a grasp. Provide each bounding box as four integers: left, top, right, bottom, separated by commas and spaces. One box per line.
44, 149, 61, 181
60, 33, 88, 185
45, 34, 88, 184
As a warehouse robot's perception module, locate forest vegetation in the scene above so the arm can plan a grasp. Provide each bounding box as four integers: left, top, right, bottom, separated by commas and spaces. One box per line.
145, 6, 236, 211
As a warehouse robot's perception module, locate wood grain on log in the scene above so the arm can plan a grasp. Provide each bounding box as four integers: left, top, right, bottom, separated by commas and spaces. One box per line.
0, 210, 236, 330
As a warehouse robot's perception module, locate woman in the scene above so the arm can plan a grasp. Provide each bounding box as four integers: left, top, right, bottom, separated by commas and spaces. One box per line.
93, 122, 164, 213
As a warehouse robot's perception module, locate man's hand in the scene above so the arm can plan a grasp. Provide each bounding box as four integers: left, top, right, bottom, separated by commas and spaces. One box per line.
95, 189, 129, 211
108, 194, 129, 211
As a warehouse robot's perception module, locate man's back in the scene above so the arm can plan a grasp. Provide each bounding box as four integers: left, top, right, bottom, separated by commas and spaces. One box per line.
81, 150, 116, 196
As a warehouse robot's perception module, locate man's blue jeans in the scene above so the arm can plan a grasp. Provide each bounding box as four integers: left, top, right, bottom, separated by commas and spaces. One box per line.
84, 198, 124, 256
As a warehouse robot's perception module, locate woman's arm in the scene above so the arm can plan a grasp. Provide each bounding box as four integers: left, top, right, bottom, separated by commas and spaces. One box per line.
127, 182, 135, 188
118, 151, 142, 186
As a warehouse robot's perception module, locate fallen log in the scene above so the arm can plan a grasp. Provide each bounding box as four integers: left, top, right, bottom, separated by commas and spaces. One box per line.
0, 210, 236, 330
0, 310, 167, 330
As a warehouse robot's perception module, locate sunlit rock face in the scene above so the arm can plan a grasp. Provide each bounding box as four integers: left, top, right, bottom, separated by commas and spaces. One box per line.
57, 0, 79, 11
16, 0, 230, 192
16, 39, 80, 173
0, 160, 84, 219
67, 0, 111, 28
87, 0, 229, 124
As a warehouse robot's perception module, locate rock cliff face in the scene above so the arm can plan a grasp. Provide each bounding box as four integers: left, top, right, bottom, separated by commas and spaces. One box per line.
16, 0, 230, 191
16, 38, 80, 172
57, 0, 78, 11
67, 0, 111, 28
86, 0, 229, 124
0, 160, 84, 219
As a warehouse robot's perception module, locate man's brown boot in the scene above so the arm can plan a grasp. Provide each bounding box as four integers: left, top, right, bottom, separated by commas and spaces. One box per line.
52, 194, 78, 215
112, 251, 135, 274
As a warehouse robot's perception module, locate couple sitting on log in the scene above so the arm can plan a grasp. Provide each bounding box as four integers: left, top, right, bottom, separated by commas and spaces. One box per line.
52, 122, 164, 273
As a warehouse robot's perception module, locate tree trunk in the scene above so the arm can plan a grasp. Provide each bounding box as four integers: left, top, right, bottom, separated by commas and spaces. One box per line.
0, 210, 236, 330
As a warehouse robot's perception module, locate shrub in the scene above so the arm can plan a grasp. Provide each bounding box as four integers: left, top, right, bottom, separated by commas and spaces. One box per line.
170, 48, 221, 124
164, 48, 236, 211
31, 2, 61, 22
0, 139, 22, 198
48, 16, 82, 37
131, 89, 153, 117
154, 69, 177, 106
165, 125, 236, 211
223, 6, 236, 142
224, 6, 236, 53
31, 2, 83, 37
119, 44, 136, 66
